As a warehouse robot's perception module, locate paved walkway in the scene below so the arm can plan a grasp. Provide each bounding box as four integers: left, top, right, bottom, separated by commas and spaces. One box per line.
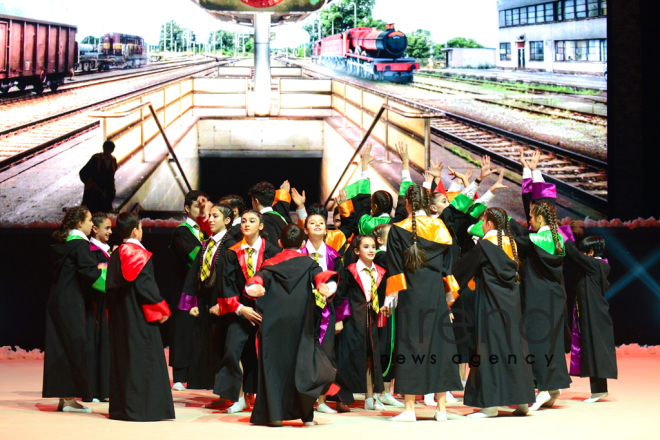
429, 68, 607, 90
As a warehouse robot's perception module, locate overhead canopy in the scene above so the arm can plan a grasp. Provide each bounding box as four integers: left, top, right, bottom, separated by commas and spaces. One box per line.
189, 0, 333, 26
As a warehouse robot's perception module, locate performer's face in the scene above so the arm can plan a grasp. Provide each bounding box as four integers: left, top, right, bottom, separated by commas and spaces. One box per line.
241, 212, 263, 238
430, 194, 450, 215
333, 213, 341, 228
78, 211, 94, 236
355, 237, 377, 264
209, 208, 229, 234
306, 214, 326, 238
93, 218, 112, 243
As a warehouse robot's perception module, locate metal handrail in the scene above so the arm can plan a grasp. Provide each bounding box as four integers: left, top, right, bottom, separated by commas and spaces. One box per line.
323, 104, 441, 206
89, 102, 192, 192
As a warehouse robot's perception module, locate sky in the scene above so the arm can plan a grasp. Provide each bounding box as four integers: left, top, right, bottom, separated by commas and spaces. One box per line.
0, 0, 499, 49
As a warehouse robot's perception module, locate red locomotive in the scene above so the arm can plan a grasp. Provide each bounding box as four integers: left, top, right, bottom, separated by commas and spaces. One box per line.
312, 24, 419, 83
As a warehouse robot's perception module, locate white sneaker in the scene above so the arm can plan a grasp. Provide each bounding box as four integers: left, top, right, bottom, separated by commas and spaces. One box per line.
584, 392, 607, 403
62, 405, 92, 413
530, 391, 551, 411
389, 410, 417, 422
92, 398, 100, 403
379, 393, 404, 407
467, 407, 498, 418
227, 397, 247, 414
423, 393, 435, 406
434, 410, 447, 421
445, 391, 460, 403
365, 397, 385, 411
172, 382, 186, 391
316, 403, 337, 414
543, 389, 562, 407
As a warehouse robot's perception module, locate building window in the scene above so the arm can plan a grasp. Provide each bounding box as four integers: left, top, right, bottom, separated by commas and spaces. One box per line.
499, 0, 605, 28
602, 39, 607, 61
530, 41, 544, 61
499, 11, 505, 27
505, 9, 512, 26
536, 4, 545, 23
587, 39, 601, 61
565, 0, 575, 19
513, 8, 520, 25
520, 7, 528, 24
545, 3, 555, 21
555, 39, 607, 61
500, 43, 511, 61
575, 0, 587, 18
587, 0, 600, 17
528, 5, 537, 24
556, 1, 564, 20
601, 0, 607, 15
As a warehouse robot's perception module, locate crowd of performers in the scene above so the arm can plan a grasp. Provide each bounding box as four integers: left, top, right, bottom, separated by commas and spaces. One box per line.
42, 144, 618, 425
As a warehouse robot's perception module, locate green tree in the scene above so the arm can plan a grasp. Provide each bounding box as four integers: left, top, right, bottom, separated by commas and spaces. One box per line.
81, 35, 100, 45
158, 21, 197, 52
207, 30, 237, 55
432, 43, 446, 61
303, 0, 377, 40
407, 29, 432, 59
446, 37, 484, 48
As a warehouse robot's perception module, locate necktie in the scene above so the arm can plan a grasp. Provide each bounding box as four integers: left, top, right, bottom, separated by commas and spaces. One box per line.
194, 224, 204, 241
313, 252, 320, 263
363, 268, 380, 313
200, 238, 216, 281
246, 248, 255, 278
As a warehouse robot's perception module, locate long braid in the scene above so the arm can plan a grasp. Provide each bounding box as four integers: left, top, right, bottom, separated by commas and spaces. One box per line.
52, 205, 90, 242
533, 201, 563, 255
403, 185, 427, 272
420, 186, 432, 216
484, 207, 521, 283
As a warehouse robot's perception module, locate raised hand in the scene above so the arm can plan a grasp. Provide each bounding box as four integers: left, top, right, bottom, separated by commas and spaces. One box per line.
427, 157, 444, 178
291, 188, 306, 208
280, 180, 291, 192
528, 150, 541, 171
447, 165, 473, 187
519, 147, 529, 168
336, 188, 348, 206
478, 155, 498, 181
424, 171, 434, 184
489, 171, 509, 193
361, 143, 375, 172
395, 142, 409, 165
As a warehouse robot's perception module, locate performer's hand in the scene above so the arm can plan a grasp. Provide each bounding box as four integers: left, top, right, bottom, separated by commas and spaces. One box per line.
291, 188, 306, 208
335, 321, 343, 335
489, 171, 509, 193
361, 143, 374, 171
447, 165, 473, 187
427, 157, 444, 178
209, 305, 220, 316
528, 149, 541, 171
158, 315, 169, 324
280, 180, 291, 192
519, 147, 529, 168
478, 155, 497, 181
189, 307, 199, 317
97, 263, 107, 270
318, 283, 331, 298
336, 189, 348, 206
248, 285, 266, 298
395, 142, 409, 166
240, 307, 262, 326
424, 171, 434, 184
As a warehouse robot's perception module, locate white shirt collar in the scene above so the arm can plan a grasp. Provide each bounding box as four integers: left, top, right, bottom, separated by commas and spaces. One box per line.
90, 237, 110, 252
185, 217, 199, 228
356, 258, 375, 272
378, 213, 390, 218
379, 246, 387, 253
232, 217, 241, 226
414, 210, 427, 217
538, 225, 551, 233
306, 240, 326, 257
125, 238, 145, 249
483, 229, 500, 240
211, 229, 228, 243
431, 213, 439, 219
260, 206, 273, 214
68, 229, 89, 241
241, 236, 262, 252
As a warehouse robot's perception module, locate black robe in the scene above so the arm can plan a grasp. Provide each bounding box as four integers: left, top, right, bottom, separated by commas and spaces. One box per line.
262, 211, 288, 248
180, 233, 237, 389
249, 251, 338, 425
43, 238, 105, 399
79, 153, 117, 213
385, 216, 462, 395
169, 223, 202, 376
510, 220, 572, 391
106, 243, 175, 421
565, 241, 618, 379
214, 238, 282, 401
453, 238, 536, 408
83, 244, 111, 401
375, 251, 396, 382
335, 261, 385, 396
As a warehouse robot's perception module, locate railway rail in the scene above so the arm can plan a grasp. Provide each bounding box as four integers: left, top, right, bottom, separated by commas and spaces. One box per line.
0, 61, 228, 171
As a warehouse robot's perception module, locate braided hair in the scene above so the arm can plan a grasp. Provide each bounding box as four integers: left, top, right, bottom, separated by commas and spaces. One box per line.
531, 201, 563, 255
53, 206, 90, 242
371, 190, 394, 217
199, 204, 234, 289
403, 185, 431, 272
483, 207, 521, 284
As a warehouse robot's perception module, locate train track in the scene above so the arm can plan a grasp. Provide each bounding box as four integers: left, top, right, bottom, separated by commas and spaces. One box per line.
0, 62, 228, 171
0, 59, 216, 105
284, 58, 608, 213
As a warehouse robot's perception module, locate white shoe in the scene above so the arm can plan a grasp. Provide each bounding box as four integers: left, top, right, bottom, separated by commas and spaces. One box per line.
316, 403, 337, 414
467, 407, 497, 418
445, 391, 460, 403
389, 410, 417, 422
584, 392, 608, 403
461, 380, 467, 389
92, 398, 100, 403
365, 397, 385, 411
62, 405, 92, 413
434, 410, 447, 421
227, 397, 247, 414
530, 391, 551, 411
423, 393, 435, 406
172, 382, 186, 391
543, 389, 562, 407
379, 393, 404, 407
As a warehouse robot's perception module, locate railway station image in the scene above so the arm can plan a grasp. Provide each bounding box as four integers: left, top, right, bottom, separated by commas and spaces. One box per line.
0, 1, 656, 439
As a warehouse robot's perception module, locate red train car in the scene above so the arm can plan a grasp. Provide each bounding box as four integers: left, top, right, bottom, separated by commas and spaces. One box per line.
0, 14, 77, 94
312, 24, 419, 83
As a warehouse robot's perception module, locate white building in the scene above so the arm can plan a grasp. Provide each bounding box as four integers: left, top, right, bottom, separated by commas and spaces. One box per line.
443, 48, 497, 68
496, 0, 607, 75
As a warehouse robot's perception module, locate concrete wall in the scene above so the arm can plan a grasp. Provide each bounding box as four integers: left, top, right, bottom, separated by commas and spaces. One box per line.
448, 48, 497, 68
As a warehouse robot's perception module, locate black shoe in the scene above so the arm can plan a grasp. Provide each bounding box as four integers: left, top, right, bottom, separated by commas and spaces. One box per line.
336, 402, 350, 413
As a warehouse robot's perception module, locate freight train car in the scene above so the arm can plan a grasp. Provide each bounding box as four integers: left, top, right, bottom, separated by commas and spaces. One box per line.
0, 14, 76, 93
99, 33, 148, 68
312, 24, 419, 83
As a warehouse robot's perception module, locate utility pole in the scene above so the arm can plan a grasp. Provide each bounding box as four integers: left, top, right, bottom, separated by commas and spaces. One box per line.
350, 2, 357, 28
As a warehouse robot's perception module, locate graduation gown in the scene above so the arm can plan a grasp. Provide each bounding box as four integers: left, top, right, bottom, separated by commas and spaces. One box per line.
453, 237, 536, 408
178, 234, 237, 390
106, 243, 175, 421
83, 243, 111, 401
248, 251, 338, 425
510, 220, 572, 391
169, 222, 202, 374
565, 241, 617, 380
385, 216, 462, 395
43, 237, 106, 399
214, 238, 282, 401
261, 190, 292, 247
335, 261, 385, 395
375, 251, 396, 382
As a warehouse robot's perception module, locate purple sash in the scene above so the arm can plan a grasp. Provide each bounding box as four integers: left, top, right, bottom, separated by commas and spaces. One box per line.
569, 300, 581, 375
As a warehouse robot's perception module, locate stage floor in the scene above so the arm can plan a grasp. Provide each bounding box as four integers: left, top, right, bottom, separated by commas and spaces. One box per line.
0, 354, 654, 439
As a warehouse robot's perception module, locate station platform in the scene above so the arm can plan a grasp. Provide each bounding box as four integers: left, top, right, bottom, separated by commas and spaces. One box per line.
425, 68, 607, 91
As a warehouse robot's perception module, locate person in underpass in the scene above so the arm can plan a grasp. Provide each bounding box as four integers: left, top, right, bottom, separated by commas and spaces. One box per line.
79, 140, 117, 214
